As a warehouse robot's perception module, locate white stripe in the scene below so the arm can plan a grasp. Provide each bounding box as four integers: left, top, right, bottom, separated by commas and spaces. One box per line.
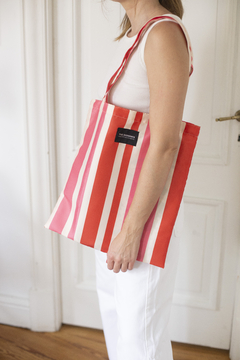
73, 104, 115, 242
111, 112, 149, 242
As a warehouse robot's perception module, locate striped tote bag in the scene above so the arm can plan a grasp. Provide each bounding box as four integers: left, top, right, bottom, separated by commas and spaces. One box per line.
45, 16, 200, 268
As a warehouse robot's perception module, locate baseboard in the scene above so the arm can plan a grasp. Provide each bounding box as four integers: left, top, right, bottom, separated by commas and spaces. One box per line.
0, 293, 30, 328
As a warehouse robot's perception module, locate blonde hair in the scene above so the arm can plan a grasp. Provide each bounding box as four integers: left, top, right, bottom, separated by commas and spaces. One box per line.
115, 0, 184, 41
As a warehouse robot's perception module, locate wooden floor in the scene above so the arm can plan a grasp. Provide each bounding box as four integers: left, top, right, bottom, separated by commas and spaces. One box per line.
0, 323, 230, 360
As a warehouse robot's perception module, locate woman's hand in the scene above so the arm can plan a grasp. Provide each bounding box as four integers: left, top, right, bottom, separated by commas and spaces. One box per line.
106, 226, 143, 273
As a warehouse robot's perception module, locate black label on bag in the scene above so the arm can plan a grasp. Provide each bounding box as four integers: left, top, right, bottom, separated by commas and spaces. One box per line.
115, 128, 139, 146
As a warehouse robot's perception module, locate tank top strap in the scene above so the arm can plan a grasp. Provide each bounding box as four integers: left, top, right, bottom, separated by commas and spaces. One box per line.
138, 14, 193, 76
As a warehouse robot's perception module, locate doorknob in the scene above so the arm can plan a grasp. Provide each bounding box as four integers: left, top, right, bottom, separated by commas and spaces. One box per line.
215, 110, 240, 122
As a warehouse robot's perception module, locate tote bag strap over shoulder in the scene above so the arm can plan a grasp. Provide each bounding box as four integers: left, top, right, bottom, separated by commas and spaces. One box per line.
104, 15, 194, 102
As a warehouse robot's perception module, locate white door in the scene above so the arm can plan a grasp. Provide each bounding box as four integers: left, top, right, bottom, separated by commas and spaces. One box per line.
54, 0, 240, 349
169, 0, 240, 349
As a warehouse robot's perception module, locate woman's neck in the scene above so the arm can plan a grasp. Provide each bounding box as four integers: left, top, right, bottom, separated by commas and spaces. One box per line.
120, 0, 170, 36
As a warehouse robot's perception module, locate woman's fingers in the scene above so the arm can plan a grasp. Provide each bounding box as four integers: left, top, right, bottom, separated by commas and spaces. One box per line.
113, 262, 122, 273
120, 262, 128, 273
107, 259, 114, 271
127, 262, 134, 271
106, 258, 129, 273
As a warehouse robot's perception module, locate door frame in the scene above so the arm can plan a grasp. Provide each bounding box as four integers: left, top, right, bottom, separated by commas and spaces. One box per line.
230, 252, 240, 360
229, 3, 240, 359
20, 0, 62, 331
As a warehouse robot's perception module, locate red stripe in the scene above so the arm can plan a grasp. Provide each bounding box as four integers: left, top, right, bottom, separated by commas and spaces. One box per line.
101, 113, 143, 252
184, 121, 200, 137
48, 100, 101, 234
150, 129, 199, 268
80, 106, 130, 247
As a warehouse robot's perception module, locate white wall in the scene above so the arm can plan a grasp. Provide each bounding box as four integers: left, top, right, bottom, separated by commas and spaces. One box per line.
0, 0, 32, 327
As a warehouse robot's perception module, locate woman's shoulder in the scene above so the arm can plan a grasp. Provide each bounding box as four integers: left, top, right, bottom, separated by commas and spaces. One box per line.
148, 22, 185, 52
145, 15, 187, 46
143, 14, 193, 75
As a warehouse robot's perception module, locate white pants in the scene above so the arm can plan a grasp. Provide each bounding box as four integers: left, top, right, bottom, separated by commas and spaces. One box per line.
95, 202, 184, 360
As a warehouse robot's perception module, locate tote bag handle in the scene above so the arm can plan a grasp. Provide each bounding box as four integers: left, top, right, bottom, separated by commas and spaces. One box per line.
103, 15, 192, 102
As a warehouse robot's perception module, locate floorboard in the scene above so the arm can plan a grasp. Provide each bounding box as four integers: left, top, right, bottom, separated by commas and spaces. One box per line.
0, 323, 230, 360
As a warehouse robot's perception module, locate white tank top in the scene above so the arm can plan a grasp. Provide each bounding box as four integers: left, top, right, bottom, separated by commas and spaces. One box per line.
97, 14, 193, 114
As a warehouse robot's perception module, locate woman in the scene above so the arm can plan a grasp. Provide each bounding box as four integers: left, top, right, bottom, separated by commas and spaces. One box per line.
95, 0, 192, 359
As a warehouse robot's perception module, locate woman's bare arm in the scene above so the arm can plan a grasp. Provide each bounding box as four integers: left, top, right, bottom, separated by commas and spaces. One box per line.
107, 21, 189, 273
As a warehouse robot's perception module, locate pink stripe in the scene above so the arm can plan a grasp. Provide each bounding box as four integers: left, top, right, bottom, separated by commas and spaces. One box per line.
67, 102, 108, 240
48, 100, 102, 234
